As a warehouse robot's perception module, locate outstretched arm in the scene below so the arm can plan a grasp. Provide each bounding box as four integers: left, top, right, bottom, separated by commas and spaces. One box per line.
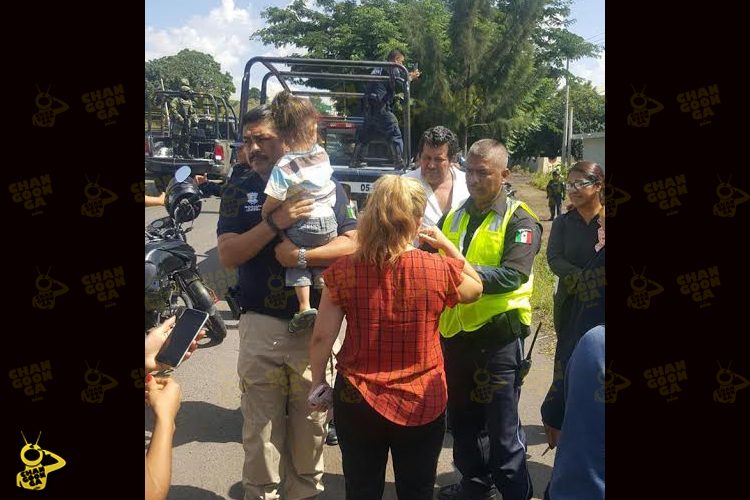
733, 372, 750, 391
54, 97, 70, 114
54, 279, 69, 296
733, 186, 750, 205
101, 373, 119, 391
43, 450, 67, 473
309, 289, 344, 392
101, 187, 119, 204
648, 97, 664, 114
648, 279, 664, 297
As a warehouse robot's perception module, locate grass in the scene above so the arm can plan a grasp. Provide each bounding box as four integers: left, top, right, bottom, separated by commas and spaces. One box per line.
529, 164, 570, 191
531, 241, 555, 332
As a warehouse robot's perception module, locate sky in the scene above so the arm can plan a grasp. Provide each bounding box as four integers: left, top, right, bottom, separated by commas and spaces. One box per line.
145, 0, 605, 99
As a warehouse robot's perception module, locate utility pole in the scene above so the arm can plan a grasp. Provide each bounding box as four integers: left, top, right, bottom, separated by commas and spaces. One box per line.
561, 57, 570, 166
566, 106, 574, 165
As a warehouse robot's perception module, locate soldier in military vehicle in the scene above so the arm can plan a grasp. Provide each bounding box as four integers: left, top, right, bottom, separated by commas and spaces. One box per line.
169, 78, 197, 158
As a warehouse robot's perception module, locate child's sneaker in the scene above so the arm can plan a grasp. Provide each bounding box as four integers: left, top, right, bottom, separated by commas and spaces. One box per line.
288, 308, 318, 333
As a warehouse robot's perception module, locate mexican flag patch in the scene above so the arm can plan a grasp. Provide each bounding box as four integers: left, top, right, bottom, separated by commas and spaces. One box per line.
515, 229, 533, 245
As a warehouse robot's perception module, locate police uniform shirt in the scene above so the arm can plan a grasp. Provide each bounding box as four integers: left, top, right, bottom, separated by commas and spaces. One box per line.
216, 170, 357, 319
435, 192, 543, 295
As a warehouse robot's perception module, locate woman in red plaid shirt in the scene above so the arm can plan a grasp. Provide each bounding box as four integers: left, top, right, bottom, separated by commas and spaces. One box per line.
309, 175, 483, 500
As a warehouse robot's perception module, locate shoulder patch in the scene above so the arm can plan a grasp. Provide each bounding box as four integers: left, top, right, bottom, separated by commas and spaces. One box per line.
514, 228, 533, 245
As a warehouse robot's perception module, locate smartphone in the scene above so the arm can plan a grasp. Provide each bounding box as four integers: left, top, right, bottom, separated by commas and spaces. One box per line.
307, 383, 333, 408
155, 309, 209, 368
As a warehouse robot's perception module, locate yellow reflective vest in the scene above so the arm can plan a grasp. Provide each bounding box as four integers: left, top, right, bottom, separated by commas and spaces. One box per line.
439, 198, 539, 338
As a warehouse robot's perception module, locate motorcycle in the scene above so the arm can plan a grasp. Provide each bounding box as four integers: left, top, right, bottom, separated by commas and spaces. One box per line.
145, 166, 227, 343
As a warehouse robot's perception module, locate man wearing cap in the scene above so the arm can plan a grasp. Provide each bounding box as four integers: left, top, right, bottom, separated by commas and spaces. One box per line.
170, 78, 197, 157
546, 170, 565, 220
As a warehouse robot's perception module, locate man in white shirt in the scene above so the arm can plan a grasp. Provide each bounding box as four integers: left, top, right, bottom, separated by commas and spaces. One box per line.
405, 126, 470, 232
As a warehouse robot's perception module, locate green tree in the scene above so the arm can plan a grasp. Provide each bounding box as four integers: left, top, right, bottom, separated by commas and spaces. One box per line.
145, 49, 235, 108
252, 0, 600, 157
509, 78, 604, 159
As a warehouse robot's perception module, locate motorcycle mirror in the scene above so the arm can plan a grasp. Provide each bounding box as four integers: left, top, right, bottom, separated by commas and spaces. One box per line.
175, 165, 192, 183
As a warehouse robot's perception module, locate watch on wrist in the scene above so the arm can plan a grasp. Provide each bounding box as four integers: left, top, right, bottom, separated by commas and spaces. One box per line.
296, 247, 308, 269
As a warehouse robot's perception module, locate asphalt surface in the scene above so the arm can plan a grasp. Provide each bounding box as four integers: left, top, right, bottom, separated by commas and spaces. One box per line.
145, 176, 556, 499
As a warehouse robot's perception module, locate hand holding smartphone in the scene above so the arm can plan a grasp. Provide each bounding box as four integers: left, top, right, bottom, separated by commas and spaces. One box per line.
308, 382, 333, 410
155, 309, 209, 368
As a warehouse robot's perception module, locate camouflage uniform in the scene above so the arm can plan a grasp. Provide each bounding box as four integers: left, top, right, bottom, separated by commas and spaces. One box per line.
170, 79, 197, 157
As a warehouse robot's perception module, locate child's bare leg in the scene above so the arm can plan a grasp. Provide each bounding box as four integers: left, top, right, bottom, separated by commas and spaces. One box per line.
295, 285, 311, 311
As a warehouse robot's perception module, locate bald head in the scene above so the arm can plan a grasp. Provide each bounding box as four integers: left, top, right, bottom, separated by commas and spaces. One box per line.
464, 139, 511, 211
467, 139, 508, 171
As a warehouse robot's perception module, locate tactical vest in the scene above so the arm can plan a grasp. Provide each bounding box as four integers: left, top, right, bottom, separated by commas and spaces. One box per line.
439, 198, 539, 338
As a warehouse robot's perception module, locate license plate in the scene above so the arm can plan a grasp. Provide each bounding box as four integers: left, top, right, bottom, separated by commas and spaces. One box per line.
341, 181, 373, 194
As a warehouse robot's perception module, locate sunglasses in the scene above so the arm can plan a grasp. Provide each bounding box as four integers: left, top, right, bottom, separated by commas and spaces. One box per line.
565, 179, 596, 191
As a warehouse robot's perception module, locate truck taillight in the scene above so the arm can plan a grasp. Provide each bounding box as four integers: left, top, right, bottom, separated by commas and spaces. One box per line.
214, 144, 224, 161
327, 122, 356, 129
145, 138, 150, 156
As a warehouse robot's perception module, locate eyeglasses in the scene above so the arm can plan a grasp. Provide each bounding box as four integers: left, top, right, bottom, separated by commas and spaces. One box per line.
565, 179, 596, 191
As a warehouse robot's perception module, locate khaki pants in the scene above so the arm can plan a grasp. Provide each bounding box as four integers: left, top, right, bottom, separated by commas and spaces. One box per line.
238, 312, 328, 500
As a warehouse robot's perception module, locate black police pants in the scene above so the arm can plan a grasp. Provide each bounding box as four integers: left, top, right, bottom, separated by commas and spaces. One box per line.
359, 109, 404, 159
443, 333, 533, 500
333, 373, 446, 500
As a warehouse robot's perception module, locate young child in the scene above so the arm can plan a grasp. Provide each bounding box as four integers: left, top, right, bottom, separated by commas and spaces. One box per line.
546, 170, 565, 220
261, 91, 338, 333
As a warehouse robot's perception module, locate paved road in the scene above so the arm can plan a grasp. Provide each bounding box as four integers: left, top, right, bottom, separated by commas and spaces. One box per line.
145, 176, 557, 499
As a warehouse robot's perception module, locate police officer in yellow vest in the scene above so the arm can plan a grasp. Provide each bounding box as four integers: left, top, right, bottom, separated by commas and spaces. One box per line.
436, 139, 541, 500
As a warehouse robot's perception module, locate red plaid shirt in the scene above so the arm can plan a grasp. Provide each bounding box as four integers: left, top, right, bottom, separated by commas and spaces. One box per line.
324, 250, 465, 426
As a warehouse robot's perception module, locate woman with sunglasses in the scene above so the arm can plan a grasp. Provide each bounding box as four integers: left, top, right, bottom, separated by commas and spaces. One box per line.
546, 160, 604, 359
